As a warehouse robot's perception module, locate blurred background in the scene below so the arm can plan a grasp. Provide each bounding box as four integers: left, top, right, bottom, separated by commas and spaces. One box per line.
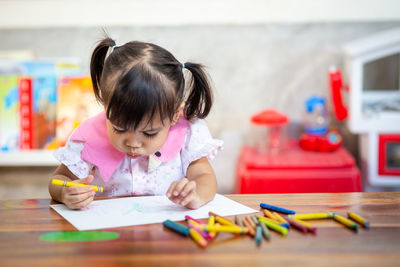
1, 0, 400, 199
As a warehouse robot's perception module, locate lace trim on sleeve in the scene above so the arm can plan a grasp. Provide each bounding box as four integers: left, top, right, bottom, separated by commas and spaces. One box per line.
181, 119, 223, 176
53, 140, 92, 179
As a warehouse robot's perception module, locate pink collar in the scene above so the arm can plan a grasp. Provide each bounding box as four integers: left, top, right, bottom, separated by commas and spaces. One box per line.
70, 112, 189, 182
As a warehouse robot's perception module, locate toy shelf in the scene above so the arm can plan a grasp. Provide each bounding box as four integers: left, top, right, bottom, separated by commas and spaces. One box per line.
0, 150, 58, 166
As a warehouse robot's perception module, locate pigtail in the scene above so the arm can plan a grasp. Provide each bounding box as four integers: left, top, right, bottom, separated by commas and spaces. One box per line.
183, 62, 213, 119
90, 37, 116, 104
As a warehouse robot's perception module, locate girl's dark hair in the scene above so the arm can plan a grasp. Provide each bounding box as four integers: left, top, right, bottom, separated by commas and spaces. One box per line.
90, 36, 213, 130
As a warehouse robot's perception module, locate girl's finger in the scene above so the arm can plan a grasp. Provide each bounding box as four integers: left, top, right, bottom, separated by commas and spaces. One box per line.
79, 174, 94, 185
69, 191, 95, 205
180, 181, 196, 197
65, 186, 93, 195
172, 178, 189, 196
166, 181, 178, 198
72, 194, 94, 210
180, 190, 196, 206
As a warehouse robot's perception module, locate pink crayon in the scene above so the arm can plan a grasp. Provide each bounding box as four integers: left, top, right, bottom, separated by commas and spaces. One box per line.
185, 215, 202, 224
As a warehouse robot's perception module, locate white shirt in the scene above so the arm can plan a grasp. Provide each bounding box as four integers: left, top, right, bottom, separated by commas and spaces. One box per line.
54, 119, 223, 197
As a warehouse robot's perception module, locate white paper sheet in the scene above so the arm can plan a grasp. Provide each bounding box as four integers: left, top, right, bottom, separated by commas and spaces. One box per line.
50, 194, 257, 231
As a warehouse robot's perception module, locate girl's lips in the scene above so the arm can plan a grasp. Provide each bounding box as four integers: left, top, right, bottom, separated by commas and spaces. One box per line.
127, 153, 141, 159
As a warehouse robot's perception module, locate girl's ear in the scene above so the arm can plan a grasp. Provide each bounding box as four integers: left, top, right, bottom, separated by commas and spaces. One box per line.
171, 101, 185, 125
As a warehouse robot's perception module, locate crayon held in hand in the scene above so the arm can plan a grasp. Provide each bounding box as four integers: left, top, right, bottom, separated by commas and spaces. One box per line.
52, 179, 103, 192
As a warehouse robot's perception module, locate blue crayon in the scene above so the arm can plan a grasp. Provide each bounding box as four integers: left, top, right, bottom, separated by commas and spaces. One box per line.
260, 203, 296, 214
280, 222, 290, 228
162, 220, 189, 236
255, 225, 262, 245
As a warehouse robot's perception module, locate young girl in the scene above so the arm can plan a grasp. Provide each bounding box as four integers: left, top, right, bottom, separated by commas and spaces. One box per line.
49, 36, 222, 210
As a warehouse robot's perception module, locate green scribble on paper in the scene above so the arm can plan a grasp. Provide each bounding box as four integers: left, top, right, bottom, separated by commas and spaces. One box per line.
123, 202, 145, 215
39, 231, 119, 242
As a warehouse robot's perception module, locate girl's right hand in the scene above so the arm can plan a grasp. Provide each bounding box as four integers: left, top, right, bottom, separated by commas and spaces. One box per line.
61, 175, 96, 210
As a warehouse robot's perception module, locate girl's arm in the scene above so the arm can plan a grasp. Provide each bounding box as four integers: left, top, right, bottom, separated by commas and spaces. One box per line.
49, 164, 96, 209
166, 157, 217, 209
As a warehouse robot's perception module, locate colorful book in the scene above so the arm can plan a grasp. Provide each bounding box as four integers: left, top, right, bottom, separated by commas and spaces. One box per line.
18, 59, 81, 150
0, 75, 20, 151
32, 75, 57, 149
19, 77, 33, 150
56, 76, 101, 147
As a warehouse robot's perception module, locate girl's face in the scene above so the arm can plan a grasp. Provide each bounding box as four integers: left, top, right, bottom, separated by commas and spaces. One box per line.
106, 108, 181, 158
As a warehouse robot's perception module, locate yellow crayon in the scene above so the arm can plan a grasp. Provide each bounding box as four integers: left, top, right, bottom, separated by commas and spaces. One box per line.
333, 214, 359, 230
273, 212, 288, 224
189, 228, 208, 247
290, 213, 334, 220
209, 212, 236, 226
52, 179, 103, 192
197, 225, 249, 234
347, 212, 370, 228
258, 216, 281, 225
187, 219, 199, 226
263, 209, 279, 220
215, 216, 235, 226
207, 215, 217, 238
258, 216, 288, 235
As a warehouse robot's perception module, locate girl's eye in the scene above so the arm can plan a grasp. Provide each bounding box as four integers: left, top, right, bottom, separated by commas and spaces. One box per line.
143, 132, 158, 138
112, 127, 127, 134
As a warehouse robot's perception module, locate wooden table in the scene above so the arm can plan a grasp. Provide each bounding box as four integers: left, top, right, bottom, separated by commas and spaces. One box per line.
1, 192, 399, 266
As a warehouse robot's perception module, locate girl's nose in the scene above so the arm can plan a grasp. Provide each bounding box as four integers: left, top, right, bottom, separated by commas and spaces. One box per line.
125, 135, 142, 149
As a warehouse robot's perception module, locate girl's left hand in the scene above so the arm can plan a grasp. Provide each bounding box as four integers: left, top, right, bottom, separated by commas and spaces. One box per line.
166, 178, 201, 209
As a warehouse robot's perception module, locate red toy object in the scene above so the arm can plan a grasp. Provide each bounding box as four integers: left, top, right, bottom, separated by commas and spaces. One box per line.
329, 66, 348, 121
250, 109, 289, 126
250, 109, 290, 154
299, 130, 342, 152
236, 144, 361, 194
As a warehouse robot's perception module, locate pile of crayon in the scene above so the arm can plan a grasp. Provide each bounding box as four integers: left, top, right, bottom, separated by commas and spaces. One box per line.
162, 203, 370, 248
